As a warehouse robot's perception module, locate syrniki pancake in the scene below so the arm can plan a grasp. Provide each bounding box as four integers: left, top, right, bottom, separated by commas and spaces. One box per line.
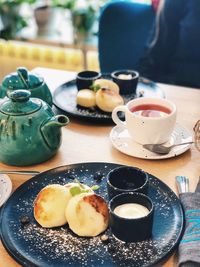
77, 89, 96, 108
34, 182, 94, 228
34, 184, 70, 228
65, 192, 109, 237
96, 88, 124, 112
93, 79, 120, 94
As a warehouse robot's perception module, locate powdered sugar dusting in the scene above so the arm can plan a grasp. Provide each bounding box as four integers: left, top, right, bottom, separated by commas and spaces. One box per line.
11, 222, 176, 267
2, 163, 183, 267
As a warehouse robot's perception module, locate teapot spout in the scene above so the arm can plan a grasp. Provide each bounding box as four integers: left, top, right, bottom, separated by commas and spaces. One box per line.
41, 115, 69, 149
48, 115, 69, 128
43, 115, 69, 129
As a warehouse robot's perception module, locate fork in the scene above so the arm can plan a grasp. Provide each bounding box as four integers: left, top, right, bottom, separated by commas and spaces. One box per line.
176, 176, 189, 194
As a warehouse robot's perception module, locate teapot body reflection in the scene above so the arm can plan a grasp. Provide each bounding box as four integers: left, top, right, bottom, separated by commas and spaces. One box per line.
0, 90, 69, 166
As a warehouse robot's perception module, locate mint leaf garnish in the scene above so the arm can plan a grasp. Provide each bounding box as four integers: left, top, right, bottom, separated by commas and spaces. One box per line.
70, 178, 100, 197
70, 186, 82, 196
90, 84, 101, 92
74, 178, 84, 189
70, 186, 91, 196
91, 185, 100, 191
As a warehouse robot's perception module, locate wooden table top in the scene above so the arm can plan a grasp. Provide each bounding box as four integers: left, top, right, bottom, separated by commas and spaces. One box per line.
1, 67, 200, 267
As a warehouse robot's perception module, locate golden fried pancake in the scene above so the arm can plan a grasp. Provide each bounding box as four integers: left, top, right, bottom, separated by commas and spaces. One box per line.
34, 184, 70, 228
77, 89, 96, 108
94, 79, 119, 93
96, 88, 124, 112
65, 193, 109, 237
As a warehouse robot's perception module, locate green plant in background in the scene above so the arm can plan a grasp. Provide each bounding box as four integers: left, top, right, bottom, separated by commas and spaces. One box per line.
51, 0, 106, 43
0, 0, 36, 40
51, 0, 77, 9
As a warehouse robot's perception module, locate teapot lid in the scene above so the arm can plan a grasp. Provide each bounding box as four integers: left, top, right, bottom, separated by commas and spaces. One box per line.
0, 90, 42, 115
2, 67, 44, 90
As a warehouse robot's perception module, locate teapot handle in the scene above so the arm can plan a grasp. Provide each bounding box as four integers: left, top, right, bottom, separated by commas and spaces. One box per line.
17, 67, 29, 89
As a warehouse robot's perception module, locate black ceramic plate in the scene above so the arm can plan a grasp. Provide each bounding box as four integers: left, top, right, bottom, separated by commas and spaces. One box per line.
0, 163, 183, 267
53, 77, 165, 122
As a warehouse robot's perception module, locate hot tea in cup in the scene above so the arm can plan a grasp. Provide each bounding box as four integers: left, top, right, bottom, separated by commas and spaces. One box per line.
130, 104, 172, 118
112, 98, 177, 145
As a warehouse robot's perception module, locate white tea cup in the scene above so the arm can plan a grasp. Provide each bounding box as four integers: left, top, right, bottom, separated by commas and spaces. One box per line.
112, 98, 177, 145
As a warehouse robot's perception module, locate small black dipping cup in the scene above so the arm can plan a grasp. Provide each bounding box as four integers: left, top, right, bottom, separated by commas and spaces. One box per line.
76, 70, 101, 90
111, 69, 139, 95
107, 166, 149, 200
109, 192, 154, 242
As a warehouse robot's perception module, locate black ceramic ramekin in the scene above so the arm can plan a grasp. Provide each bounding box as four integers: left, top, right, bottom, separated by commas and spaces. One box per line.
76, 70, 101, 90
107, 166, 149, 200
111, 69, 139, 95
109, 192, 154, 242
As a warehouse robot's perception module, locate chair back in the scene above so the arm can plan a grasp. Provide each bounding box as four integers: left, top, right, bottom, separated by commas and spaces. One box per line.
98, 0, 155, 73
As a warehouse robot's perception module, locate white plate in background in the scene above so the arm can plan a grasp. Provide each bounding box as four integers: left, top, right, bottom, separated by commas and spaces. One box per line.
0, 174, 12, 207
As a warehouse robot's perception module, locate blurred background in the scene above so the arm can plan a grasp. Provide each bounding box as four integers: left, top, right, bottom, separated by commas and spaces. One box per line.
0, 0, 151, 80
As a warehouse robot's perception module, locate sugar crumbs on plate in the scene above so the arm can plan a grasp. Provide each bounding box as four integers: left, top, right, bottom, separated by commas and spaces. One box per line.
5, 165, 181, 267
15, 220, 174, 267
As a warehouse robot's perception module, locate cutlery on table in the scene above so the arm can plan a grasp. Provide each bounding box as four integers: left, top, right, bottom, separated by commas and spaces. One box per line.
0, 170, 40, 175
143, 141, 194, 154
176, 176, 189, 194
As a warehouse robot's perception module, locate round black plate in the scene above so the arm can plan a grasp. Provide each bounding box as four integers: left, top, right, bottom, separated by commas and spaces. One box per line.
53, 77, 165, 122
0, 162, 183, 267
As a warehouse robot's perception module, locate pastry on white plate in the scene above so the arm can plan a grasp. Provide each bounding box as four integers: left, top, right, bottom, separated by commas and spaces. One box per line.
93, 79, 120, 94
65, 192, 109, 237
34, 184, 70, 228
96, 88, 124, 112
77, 89, 96, 108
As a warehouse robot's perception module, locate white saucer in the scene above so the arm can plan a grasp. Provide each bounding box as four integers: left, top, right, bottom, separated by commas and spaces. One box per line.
0, 174, 12, 207
110, 123, 193, 160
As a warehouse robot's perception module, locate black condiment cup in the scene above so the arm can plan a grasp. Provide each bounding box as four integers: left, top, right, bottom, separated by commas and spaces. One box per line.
107, 166, 149, 200
111, 69, 139, 95
109, 192, 154, 242
76, 70, 101, 90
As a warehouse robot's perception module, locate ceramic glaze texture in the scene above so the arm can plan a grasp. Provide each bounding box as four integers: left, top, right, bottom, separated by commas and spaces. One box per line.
0, 67, 53, 106
0, 163, 184, 267
0, 90, 69, 166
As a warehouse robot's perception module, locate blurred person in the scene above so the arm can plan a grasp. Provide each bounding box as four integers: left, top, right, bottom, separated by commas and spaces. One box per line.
139, 0, 200, 88
152, 0, 160, 11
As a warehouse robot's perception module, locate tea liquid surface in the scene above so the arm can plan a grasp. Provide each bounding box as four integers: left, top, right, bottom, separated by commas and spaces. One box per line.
130, 104, 171, 118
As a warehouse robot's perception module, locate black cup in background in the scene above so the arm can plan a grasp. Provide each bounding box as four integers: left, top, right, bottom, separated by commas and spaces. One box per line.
107, 166, 149, 200
109, 192, 154, 242
111, 69, 139, 95
76, 70, 101, 90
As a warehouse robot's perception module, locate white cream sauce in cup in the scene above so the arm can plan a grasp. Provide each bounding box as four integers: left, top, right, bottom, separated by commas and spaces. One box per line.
114, 203, 149, 219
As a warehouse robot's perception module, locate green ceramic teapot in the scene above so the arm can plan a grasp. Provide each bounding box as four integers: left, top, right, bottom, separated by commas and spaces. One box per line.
0, 90, 69, 166
0, 67, 53, 106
